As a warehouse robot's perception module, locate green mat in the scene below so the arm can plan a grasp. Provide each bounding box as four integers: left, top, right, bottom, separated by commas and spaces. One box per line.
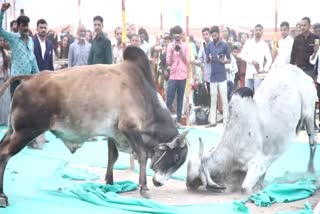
249, 178, 317, 207
0, 126, 319, 213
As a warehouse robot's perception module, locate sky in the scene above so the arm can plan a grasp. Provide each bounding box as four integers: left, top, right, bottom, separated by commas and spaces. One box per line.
5, 0, 320, 32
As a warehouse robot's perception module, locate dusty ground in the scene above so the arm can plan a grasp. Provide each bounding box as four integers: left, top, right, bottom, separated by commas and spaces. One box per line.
70, 124, 320, 213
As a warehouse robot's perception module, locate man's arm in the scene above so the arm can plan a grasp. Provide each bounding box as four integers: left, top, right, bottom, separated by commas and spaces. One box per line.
194, 44, 204, 65
105, 39, 113, 64
88, 44, 93, 65
263, 43, 272, 71
166, 43, 173, 66
239, 40, 251, 62
310, 45, 319, 65
0, 5, 16, 43
47, 41, 54, 70
180, 43, 190, 65
290, 38, 297, 65
68, 43, 74, 67
31, 56, 39, 74
223, 44, 231, 64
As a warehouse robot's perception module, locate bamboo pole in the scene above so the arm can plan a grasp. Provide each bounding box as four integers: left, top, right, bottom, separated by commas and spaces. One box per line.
121, 0, 133, 170
121, 0, 127, 49
184, 0, 192, 126
160, 0, 163, 32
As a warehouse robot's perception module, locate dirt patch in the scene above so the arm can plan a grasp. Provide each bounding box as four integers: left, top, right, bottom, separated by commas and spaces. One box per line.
74, 165, 319, 213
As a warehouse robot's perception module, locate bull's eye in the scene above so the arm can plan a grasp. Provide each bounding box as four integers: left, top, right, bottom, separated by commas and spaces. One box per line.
174, 154, 180, 163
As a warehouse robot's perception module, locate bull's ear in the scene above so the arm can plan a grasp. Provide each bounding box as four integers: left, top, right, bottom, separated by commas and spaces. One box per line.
179, 130, 189, 148
198, 138, 204, 158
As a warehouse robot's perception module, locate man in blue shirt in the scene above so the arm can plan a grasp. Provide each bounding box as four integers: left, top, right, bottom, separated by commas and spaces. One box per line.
206, 26, 230, 127
0, 3, 39, 96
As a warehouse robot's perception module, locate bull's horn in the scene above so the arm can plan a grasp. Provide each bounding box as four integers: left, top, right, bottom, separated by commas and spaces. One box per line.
179, 130, 189, 148
159, 136, 179, 150
179, 130, 189, 140
198, 138, 204, 158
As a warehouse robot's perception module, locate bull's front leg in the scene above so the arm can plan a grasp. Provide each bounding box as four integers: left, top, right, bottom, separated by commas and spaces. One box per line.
119, 126, 150, 198
137, 148, 150, 198
241, 155, 272, 194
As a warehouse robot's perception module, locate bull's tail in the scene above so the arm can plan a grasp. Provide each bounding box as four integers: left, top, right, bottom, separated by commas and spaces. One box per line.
123, 45, 156, 89
0, 75, 33, 97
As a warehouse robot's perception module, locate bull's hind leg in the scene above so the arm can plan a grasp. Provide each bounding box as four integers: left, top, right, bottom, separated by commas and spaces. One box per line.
304, 116, 317, 173
0, 129, 39, 207
105, 138, 119, 185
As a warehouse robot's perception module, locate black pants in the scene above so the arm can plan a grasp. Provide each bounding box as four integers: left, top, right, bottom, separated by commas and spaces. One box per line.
10, 80, 21, 98
206, 81, 211, 108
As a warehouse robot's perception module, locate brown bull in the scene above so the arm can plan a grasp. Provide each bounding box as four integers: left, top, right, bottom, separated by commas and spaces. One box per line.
0, 46, 189, 207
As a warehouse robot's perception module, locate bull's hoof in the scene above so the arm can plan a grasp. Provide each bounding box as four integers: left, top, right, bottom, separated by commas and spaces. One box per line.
140, 188, 151, 199
241, 187, 252, 195
308, 166, 315, 174
0, 194, 8, 207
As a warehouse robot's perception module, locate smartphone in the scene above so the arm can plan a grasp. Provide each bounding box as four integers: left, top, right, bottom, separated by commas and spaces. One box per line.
315, 39, 320, 46
20, 9, 24, 16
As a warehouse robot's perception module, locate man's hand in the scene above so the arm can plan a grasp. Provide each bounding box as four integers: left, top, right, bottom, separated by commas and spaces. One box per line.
314, 43, 319, 53
1, 3, 10, 12
252, 60, 260, 72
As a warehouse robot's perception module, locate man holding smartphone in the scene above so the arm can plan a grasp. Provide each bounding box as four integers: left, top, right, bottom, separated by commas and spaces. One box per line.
290, 17, 319, 79
205, 26, 230, 127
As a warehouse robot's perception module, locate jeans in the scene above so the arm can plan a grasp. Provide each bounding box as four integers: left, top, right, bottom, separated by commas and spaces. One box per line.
209, 80, 228, 124
245, 78, 263, 93
166, 79, 186, 123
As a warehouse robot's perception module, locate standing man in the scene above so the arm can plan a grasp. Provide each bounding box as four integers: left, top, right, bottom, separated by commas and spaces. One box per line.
10, 20, 18, 33
112, 27, 123, 64
33, 18, 54, 148
193, 27, 211, 107
313, 23, 320, 38
240, 24, 272, 92
0, 3, 39, 97
166, 25, 190, 127
88, 15, 112, 65
205, 26, 230, 127
0, 3, 40, 149
291, 17, 319, 79
68, 25, 91, 67
272, 21, 294, 68
33, 19, 54, 71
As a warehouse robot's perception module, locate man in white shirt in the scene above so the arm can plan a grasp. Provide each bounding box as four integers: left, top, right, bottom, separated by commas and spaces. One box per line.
272, 21, 294, 69
240, 24, 272, 92
226, 45, 239, 101
138, 28, 150, 58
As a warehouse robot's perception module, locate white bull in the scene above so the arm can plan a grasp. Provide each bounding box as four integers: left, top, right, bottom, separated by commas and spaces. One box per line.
186, 64, 317, 193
